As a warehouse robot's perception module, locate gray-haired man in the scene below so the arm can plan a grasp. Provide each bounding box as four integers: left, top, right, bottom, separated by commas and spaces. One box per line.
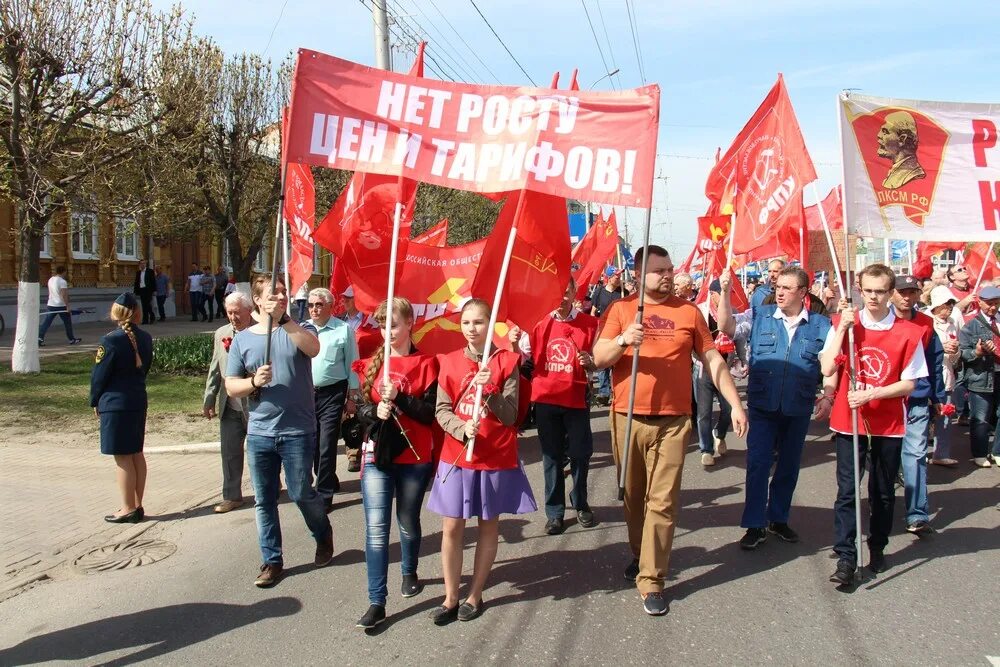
204, 291, 254, 513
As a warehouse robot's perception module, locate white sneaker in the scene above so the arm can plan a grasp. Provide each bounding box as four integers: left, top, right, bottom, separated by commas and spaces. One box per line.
714, 437, 727, 457
701, 452, 716, 466
973, 457, 991, 468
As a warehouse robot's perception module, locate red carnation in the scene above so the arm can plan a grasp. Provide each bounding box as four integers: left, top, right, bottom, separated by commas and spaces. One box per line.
222, 337, 233, 352
482, 383, 501, 397
834, 354, 848, 366
941, 403, 957, 417
351, 359, 366, 375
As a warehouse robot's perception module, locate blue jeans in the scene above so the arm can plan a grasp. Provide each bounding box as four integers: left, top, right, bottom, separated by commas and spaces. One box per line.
361, 461, 432, 606
38, 305, 75, 341
932, 390, 954, 460
741, 407, 811, 528
246, 433, 332, 566
597, 368, 612, 399
695, 367, 731, 454
953, 380, 969, 418
967, 387, 1000, 459
902, 401, 931, 525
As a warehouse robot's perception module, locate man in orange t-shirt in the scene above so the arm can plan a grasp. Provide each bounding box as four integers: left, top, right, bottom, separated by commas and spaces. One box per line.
595, 244, 747, 616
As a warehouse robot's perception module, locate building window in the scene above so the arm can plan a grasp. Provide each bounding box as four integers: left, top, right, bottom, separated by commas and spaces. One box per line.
70, 211, 99, 259
115, 216, 139, 260
253, 241, 269, 273
39, 222, 52, 258
222, 238, 233, 273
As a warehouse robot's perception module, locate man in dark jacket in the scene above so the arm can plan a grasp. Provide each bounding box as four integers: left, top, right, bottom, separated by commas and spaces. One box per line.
958, 285, 1000, 467
133, 260, 156, 325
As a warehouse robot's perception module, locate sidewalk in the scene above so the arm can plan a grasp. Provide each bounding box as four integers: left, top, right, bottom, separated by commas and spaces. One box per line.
0, 316, 219, 365
0, 442, 242, 599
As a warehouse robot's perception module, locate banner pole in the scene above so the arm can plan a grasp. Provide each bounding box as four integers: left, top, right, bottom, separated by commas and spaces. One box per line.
811, 183, 846, 299
464, 188, 528, 464
837, 91, 865, 581
973, 241, 995, 293
799, 223, 805, 266
281, 207, 291, 317
617, 205, 652, 501
264, 161, 290, 366
907, 240, 914, 275
381, 172, 408, 388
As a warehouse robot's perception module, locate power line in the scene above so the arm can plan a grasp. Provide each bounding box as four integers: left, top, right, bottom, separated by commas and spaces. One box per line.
386, 0, 474, 81
403, 0, 487, 82
624, 0, 646, 84
580, 0, 614, 89
426, 0, 502, 84
262, 0, 290, 57
384, 0, 463, 81
467, 0, 537, 86
356, 0, 453, 80
594, 0, 622, 88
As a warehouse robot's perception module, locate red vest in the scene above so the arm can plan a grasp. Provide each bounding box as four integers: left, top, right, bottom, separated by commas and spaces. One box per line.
529, 312, 598, 409
354, 352, 443, 465
437, 348, 520, 470
909, 310, 934, 347
830, 314, 924, 437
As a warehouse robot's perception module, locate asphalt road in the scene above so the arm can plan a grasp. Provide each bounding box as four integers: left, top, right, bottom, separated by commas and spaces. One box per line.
2, 412, 999, 666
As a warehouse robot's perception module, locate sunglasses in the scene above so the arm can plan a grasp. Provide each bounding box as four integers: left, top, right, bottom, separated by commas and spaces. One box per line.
307, 302, 326, 308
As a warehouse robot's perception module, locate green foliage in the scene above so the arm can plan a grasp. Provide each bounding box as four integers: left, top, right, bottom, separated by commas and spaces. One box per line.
153, 334, 214, 375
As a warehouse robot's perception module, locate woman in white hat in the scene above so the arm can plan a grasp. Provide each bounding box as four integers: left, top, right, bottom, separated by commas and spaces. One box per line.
928, 285, 961, 466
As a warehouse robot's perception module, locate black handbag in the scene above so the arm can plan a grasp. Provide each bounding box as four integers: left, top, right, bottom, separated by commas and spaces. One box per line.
370, 413, 408, 470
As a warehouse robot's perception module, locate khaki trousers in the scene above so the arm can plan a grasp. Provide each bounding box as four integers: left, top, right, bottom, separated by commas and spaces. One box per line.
611, 411, 691, 595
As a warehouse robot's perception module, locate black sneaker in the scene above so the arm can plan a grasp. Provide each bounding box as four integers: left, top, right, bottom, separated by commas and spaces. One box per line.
544, 518, 565, 535
314, 532, 334, 567
356, 604, 385, 629
767, 522, 799, 543
739, 527, 767, 550
906, 520, 932, 536
624, 558, 639, 581
69, 338, 82, 345
641, 591, 668, 616
577, 509, 596, 528
829, 560, 855, 586
868, 550, 887, 573
37, 338, 45, 347
401, 573, 422, 598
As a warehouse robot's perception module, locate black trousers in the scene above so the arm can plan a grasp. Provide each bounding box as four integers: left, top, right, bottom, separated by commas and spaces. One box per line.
314, 380, 348, 499
833, 433, 902, 566
156, 295, 167, 321
535, 402, 593, 520
215, 288, 226, 316
138, 289, 154, 324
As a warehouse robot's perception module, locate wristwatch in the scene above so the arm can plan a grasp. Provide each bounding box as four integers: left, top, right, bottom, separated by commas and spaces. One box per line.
616, 334, 627, 348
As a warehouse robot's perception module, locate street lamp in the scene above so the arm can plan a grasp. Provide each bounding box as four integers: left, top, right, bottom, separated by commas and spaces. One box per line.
589, 68, 620, 89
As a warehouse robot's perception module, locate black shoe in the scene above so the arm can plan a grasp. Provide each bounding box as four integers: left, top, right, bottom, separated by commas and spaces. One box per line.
104, 509, 141, 523
136, 506, 144, 521
544, 517, 565, 535
767, 522, 799, 543
577, 509, 596, 528
314, 532, 334, 567
457, 600, 484, 622
69, 338, 82, 345
324, 498, 334, 514
830, 560, 856, 586
401, 573, 422, 598
739, 527, 767, 550
356, 604, 386, 629
429, 604, 459, 625
642, 591, 668, 616
867, 550, 887, 573
906, 520, 932, 536
624, 558, 639, 581
38, 338, 45, 347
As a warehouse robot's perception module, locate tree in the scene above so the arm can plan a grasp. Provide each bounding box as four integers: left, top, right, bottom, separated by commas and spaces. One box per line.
0, 0, 194, 372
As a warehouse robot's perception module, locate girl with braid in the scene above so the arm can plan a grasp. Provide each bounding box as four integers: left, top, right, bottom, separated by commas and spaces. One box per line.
90, 293, 154, 523
352, 297, 441, 630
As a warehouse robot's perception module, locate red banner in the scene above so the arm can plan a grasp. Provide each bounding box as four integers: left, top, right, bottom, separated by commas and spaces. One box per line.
283, 162, 315, 296
287, 49, 659, 206
571, 210, 619, 299
912, 241, 964, 279
412, 219, 449, 246
804, 185, 843, 232
964, 242, 1000, 285
705, 75, 817, 255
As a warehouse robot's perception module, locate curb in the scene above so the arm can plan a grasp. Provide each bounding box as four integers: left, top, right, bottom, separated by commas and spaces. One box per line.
145, 442, 220, 454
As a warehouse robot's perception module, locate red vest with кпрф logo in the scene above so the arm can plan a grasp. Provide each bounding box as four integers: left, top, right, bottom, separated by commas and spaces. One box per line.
529, 312, 598, 409
829, 314, 924, 437
437, 348, 520, 471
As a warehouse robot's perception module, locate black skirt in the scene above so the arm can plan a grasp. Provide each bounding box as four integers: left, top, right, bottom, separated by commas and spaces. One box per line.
99, 410, 147, 455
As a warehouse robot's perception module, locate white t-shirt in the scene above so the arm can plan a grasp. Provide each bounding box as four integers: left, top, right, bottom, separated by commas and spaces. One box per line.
188, 273, 202, 292
820, 308, 928, 381
47, 275, 67, 308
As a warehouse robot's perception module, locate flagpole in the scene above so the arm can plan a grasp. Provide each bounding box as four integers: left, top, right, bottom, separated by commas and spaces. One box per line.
799, 223, 805, 266
381, 171, 408, 390
281, 208, 291, 317
973, 241, 996, 293
907, 240, 914, 275
811, 183, 847, 299
264, 161, 291, 366
464, 188, 528, 464
617, 205, 652, 500
838, 91, 865, 582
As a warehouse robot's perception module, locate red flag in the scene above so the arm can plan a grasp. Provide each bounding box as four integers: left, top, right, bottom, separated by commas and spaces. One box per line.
279, 107, 317, 296
571, 210, 619, 299
409, 42, 425, 77
804, 185, 843, 232
472, 191, 572, 331
912, 241, 964, 279
964, 243, 1000, 285
705, 75, 817, 255
412, 219, 449, 247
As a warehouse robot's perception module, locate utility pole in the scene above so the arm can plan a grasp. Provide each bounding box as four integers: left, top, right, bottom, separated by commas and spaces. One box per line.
373, 0, 391, 70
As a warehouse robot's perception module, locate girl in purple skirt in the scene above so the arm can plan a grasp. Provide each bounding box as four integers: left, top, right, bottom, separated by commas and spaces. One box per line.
427, 298, 536, 624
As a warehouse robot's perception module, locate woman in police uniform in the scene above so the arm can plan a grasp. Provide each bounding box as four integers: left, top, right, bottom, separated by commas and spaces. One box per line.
90, 293, 154, 523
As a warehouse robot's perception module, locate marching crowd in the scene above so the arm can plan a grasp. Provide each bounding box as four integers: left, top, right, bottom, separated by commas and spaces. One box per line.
87, 247, 1000, 625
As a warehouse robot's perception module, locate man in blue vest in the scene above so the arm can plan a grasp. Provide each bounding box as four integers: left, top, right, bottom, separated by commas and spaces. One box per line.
717, 266, 835, 549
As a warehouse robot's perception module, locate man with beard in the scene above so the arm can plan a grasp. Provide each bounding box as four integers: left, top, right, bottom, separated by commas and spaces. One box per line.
595, 245, 747, 615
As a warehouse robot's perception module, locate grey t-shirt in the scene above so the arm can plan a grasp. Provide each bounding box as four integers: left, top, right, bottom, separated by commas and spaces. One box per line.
226, 324, 317, 437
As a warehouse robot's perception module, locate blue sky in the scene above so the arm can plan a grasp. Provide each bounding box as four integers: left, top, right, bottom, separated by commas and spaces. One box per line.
153, 0, 1000, 259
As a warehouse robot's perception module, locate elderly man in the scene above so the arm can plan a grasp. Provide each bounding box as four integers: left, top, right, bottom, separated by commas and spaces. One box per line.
673, 273, 695, 301
204, 291, 254, 513
309, 287, 361, 506
750, 259, 786, 314
930, 268, 949, 287
337, 286, 364, 332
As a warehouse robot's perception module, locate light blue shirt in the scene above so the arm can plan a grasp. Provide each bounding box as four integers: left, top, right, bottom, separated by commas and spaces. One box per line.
309, 316, 360, 389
